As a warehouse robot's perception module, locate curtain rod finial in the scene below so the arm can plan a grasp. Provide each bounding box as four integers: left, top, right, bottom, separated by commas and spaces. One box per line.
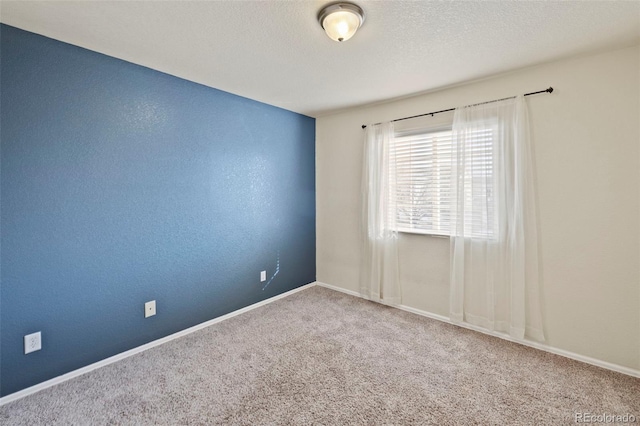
362, 124, 367, 129
547, 87, 554, 93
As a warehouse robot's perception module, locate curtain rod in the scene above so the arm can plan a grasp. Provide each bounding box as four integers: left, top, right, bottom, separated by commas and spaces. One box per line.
361, 87, 553, 129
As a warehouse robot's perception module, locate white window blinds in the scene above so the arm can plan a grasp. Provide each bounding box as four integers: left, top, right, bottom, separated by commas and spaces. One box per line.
392, 128, 453, 236
453, 126, 496, 239
390, 121, 496, 238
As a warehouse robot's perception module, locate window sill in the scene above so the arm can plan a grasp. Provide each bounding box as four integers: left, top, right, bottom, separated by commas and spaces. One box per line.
397, 229, 450, 238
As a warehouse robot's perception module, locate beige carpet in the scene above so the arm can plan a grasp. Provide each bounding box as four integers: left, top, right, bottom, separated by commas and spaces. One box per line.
1, 286, 638, 425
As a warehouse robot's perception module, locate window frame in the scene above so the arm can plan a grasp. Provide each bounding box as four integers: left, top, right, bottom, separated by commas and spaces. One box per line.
389, 119, 498, 240
391, 125, 454, 237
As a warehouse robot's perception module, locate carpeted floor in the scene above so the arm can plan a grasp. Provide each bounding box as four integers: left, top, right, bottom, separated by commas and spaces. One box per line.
1, 285, 638, 425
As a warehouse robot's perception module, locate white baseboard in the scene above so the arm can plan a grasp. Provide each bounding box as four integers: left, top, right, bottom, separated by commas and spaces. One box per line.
316, 281, 360, 298
316, 281, 640, 378
0, 281, 317, 406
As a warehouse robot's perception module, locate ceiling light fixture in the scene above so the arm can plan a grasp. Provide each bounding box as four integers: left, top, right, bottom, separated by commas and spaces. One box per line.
317, 2, 365, 42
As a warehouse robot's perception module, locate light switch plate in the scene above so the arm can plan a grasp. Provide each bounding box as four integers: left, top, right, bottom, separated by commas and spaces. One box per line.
260, 271, 266, 282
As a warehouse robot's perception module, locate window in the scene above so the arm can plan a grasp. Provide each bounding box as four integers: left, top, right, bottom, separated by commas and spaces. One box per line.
390, 121, 496, 238
392, 127, 453, 236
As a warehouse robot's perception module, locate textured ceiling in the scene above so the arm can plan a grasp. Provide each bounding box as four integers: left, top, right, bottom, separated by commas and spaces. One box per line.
1, 1, 639, 117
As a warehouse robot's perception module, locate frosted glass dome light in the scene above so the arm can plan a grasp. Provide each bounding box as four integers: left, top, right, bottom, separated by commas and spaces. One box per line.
318, 2, 365, 42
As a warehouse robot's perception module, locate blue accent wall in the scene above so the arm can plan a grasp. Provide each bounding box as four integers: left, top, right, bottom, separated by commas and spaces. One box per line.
0, 24, 315, 397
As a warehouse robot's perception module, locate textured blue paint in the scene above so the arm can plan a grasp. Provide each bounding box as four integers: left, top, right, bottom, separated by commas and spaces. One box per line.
0, 24, 315, 397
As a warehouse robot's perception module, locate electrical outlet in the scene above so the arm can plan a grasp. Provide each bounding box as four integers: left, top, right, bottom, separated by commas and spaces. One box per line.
260, 270, 266, 282
24, 331, 42, 354
145, 300, 156, 318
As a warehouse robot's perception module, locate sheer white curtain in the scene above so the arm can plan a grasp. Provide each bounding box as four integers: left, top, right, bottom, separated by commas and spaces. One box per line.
449, 96, 544, 341
360, 122, 401, 305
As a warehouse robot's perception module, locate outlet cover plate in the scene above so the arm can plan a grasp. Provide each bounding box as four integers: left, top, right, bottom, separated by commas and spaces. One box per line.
145, 300, 156, 318
24, 331, 42, 354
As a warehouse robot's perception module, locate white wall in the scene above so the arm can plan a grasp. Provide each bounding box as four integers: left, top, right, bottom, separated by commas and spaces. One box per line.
316, 45, 640, 371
